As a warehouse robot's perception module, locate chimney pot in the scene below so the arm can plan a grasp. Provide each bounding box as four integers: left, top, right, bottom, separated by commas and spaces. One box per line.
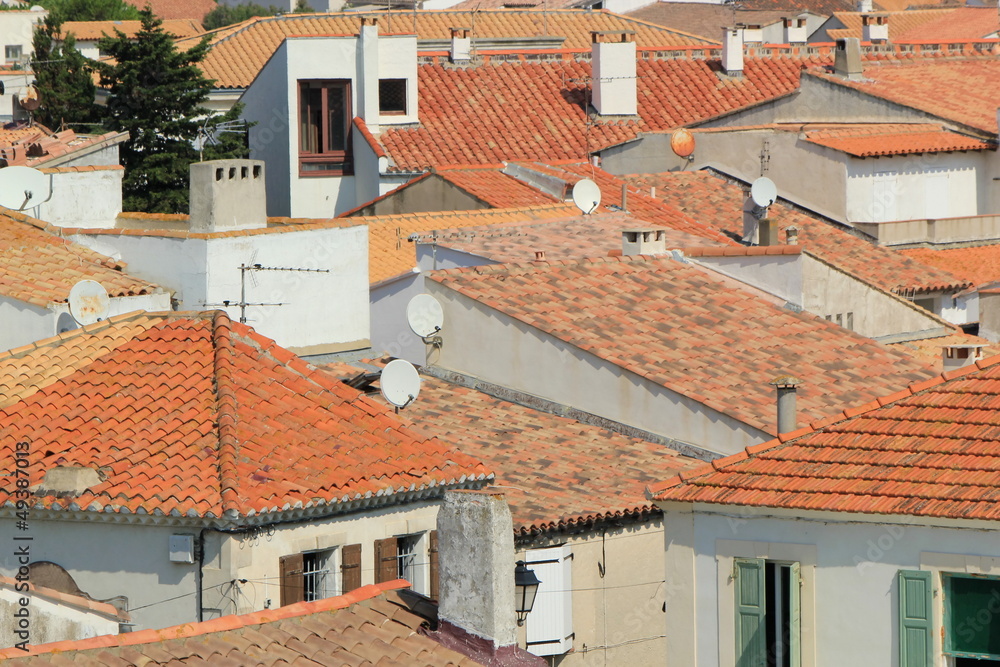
785, 225, 799, 245
450, 27, 471, 62
534, 250, 545, 261
621, 228, 667, 256
834, 38, 863, 80
770, 375, 801, 435
590, 31, 637, 116
862, 13, 889, 42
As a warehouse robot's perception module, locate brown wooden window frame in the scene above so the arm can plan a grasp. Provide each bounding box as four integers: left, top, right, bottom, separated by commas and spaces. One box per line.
297, 79, 353, 177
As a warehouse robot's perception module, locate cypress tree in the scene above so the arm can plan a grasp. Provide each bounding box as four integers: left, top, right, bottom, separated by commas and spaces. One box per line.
31, 16, 99, 131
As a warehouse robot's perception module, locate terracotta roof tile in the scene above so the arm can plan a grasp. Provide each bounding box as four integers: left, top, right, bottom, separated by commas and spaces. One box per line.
191, 10, 715, 90
824, 8, 956, 41
123, 0, 216, 21
0, 311, 490, 518
428, 255, 936, 436
435, 165, 562, 208
802, 123, 992, 157
896, 6, 1000, 41
0, 582, 481, 666
0, 127, 127, 168
627, 3, 797, 42
623, 169, 972, 294
650, 354, 1000, 522
887, 331, 996, 370
902, 244, 1000, 288
0, 206, 163, 307
62, 18, 205, 41
328, 360, 703, 536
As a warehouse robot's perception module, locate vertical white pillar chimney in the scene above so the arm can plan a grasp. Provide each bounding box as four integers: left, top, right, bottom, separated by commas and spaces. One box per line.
856, 0, 873, 12
450, 27, 471, 63
189, 159, 267, 233
722, 27, 744, 77
357, 16, 380, 134
834, 38, 863, 80
783, 16, 808, 44
590, 31, 637, 116
862, 13, 889, 42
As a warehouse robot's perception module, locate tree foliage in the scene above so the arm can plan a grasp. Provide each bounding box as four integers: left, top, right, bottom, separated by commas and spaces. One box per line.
34, 0, 140, 23
98, 9, 249, 213
31, 16, 99, 131
202, 2, 284, 31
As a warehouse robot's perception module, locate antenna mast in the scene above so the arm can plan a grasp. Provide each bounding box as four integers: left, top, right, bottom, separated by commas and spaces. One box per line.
205, 263, 331, 323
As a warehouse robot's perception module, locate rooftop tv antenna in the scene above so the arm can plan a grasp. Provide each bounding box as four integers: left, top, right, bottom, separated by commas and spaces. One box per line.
197, 117, 249, 162
0, 165, 52, 210
572, 179, 601, 215
406, 293, 444, 347
379, 358, 421, 411
204, 262, 330, 324
68, 280, 110, 325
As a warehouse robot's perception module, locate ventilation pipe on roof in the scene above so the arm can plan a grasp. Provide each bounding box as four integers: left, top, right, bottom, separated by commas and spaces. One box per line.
450, 27, 471, 63
770, 375, 801, 435
590, 31, 637, 116
722, 27, 744, 77
862, 13, 889, 42
834, 38, 863, 80
358, 16, 380, 134
783, 16, 808, 44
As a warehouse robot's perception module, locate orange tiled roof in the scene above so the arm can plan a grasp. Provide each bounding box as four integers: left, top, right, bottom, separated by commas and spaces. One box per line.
358, 203, 578, 284
0, 310, 490, 518
0, 581, 481, 665
0, 127, 127, 168
623, 170, 972, 295
329, 361, 704, 537
802, 123, 992, 157
62, 18, 204, 40
190, 10, 716, 90
806, 58, 1000, 135
733, 0, 855, 12
124, 0, 216, 21
887, 331, 996, 370
0, 207, 161, 307
649, 354, 1000, 522
428, 255, 937, 436
627, 3, 796, 42
825, 8, 955, 41
902, 244, 1000, 288
436, 164, 563, 208
896, 6, 1000, 41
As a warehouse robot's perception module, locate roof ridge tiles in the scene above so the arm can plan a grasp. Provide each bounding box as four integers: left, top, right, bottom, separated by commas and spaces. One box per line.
211, 310, 243, 516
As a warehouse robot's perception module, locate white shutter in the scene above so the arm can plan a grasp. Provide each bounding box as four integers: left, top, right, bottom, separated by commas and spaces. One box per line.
924, 170, 950, 219
525, 544, 573, 656
872, 171, 899, 222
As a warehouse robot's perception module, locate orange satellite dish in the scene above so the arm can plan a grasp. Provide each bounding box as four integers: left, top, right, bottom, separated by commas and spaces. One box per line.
670, 128, 695, 158
19, 85, 40, 111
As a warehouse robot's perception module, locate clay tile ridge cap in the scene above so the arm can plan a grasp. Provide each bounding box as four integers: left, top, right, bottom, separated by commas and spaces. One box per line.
0, 581, 412, 658
646, 353, 1000, 501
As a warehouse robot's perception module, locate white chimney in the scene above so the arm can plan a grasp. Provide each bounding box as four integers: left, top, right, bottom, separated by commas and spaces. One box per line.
189, 160, 267, 233
856, 0, 873, 12
783, 16, 808, 44
722, 27, 744, 76
742, 23, 763, 43
621, 229, 667, 256
862, 13, 889, 42
450, 27, 471, 63
591, 31, 637, 116
834, 38, 863, 80
357, 16, 380, 133
942, 345, 985, 373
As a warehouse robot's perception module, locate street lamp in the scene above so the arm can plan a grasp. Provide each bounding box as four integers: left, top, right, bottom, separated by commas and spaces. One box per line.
514, 560, 541, 626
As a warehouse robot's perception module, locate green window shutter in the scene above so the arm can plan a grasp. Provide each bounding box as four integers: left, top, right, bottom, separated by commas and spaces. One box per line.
789, 561, 801, 667
898, 569, 933, 667
735, 558, 766, 667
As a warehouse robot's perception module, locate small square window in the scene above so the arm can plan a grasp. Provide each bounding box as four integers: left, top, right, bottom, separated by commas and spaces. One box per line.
5, 45, 21, 62
379, 79, 406, 115
302, 549, 339, 602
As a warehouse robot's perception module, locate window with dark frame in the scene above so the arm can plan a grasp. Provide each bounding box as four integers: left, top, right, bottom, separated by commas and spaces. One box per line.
945, 574, 1000, 664
5, 45, 21, 62
378, 79, 407, 115
298, 79, 352, 176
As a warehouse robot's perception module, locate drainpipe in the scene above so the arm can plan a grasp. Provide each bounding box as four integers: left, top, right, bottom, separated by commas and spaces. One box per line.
770, 375, 801, 435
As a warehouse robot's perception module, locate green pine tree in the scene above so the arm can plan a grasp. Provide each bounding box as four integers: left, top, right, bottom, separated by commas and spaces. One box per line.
35, 0, 140, 23
97, 9, 249, 213
31, 16, 99, 132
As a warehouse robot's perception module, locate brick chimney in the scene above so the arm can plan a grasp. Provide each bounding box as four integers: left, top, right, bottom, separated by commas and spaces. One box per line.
834, 38, 863, 80
862, 13, 889, 42
357, 16, 380, 133
783, 16, 808, 44
450, 27, 471, 62
189, 160, 266, 233
621, 229, 667, 256
591, 31, 637, 116
433, 489, 544, 667
722, 27, 744, 77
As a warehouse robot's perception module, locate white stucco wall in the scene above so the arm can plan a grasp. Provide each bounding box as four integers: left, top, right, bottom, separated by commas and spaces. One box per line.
663, 503, 1000, 667
370, 271, 427, 366
0, 10, 44, 64
0, 583, 121, 648
426, 281, 768, 455
37, 168, 123, 229
243, 42, 293, 217
71, 225, 370, 354
690, 254, 803, 307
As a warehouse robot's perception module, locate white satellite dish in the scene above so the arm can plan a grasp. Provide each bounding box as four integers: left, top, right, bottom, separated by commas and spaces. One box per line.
0, 165, 50, 210
68, 280, 110, 325
406, 293, 444, 338
572, 179, 601, 215
380, 359, 421, 409
751, 176, 778, 208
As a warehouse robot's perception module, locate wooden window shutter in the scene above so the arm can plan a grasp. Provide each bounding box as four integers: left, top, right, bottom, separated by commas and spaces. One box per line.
429, 530, 440, 601
279, 553, 305, 607
374, 537, 398, 584
734, 558, 766, 667
898, 569, 933, 667
341, 544, 362, 593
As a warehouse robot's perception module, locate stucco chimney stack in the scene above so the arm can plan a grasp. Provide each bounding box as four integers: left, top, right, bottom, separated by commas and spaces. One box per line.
450, 27, 471, 62
621, 229, 667, 256
942, 345, 985, 373
742, 23, 763, 43
856, 0, 873, 12
770, 375, 801, 435
357, 16, 380, 133
834, 38, 863, 80
722, 27, 744, 76
862, 13, 889, 42
435, 489, 543, 665
189, 160, 267, 233
785, 225, 799, 245
783, 16, 808, 44
590, 31, 637, 116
